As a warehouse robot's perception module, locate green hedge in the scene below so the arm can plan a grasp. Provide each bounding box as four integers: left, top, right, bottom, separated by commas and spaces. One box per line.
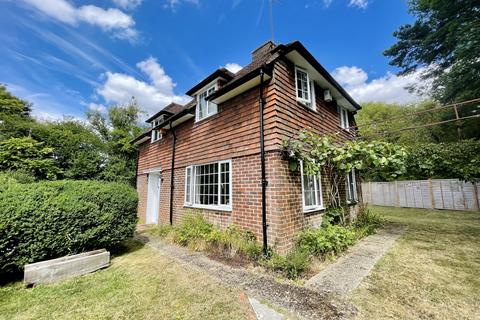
0, 179, 138, 273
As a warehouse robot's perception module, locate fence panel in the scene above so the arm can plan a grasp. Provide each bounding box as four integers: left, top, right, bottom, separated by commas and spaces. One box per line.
362, 179, 479, 211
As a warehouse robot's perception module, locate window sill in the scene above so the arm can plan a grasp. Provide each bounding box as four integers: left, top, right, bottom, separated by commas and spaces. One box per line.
150, 139, 163, 144
296, 99, 317, 112
303, 206, 325, 213
195, 112, 218, 124
184, 204, 232, 212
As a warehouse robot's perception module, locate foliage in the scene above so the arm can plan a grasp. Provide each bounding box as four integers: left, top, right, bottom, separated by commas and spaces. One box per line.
260, 249, 310, 279
149, 212, 262, 260
0, 85, 34, 139
0, 179, 138, 274
403, 140, 480, 182
322, 207, 347, 226
0, 137, 60, 180
353, 207, 384, 237
296, 225, 358, 257
283, 130, 408, 206
30, 119, 105, 180
87, 101, 145, 186
384, 0, 480, 105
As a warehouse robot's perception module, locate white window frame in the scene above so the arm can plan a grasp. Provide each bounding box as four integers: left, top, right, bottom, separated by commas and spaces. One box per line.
294, 66, 312, 106
339, 106, 350, 130
346, 168, 357, 203
151, 116, 164, 143
300, 161, 324, 212
196, 85, 218, 122
184, 160, 232, 211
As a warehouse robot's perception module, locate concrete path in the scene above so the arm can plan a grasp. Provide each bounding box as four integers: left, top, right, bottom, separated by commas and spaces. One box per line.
137, 233, 356, 320
305, 226, 406, 296
249, 297, 284, 320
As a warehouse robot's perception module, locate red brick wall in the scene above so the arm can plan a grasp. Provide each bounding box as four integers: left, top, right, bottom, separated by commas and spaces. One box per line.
136, 56, 359, 253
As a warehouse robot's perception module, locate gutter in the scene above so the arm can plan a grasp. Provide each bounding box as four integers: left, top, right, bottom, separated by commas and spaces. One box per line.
169, 120, 177, 225
259, 67, 268, 256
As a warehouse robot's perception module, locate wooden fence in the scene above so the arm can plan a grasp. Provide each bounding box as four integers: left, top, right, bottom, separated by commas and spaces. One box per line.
362, 179, 480, 211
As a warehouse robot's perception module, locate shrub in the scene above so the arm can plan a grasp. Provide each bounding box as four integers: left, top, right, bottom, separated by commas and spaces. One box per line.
353, 207, 384, 237
296, 225, 357, 257
0, 180, 138, 274
260, 249, 310, 279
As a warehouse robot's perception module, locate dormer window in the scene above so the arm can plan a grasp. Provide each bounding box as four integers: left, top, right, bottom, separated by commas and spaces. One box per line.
295, 66, 316, 111
339, 107, 349, 130
196, 85, 217, 121
151, 115, 164, 143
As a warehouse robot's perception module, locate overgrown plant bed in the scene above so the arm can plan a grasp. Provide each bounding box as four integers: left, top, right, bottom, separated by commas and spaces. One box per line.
146, 208, 383, 280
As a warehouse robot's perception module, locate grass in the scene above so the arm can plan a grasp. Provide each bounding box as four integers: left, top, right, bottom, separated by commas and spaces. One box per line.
0, 240, 252, 320
352, 206, 480, 320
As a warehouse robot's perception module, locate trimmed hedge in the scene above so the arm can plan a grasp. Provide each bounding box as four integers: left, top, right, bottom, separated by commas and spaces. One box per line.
0, 179, 138, 273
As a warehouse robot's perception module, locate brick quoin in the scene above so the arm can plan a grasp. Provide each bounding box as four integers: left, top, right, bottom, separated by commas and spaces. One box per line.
136, 49, 359, 254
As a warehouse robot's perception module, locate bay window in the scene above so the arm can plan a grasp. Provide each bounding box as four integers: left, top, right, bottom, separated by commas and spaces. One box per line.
300, 161, 323, 212
196, 85, 217, 121
185, 160, 232, 211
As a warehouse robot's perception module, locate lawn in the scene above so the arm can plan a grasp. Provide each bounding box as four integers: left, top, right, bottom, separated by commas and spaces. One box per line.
352, 206, 480, 320
0, 241, 252, 320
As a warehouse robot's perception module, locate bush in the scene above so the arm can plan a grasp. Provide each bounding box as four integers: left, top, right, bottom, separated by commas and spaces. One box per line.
0, 179, 138, 274
260, 249, 310, 279
354, 207, 384, 237
149, 213, 262, 259
296, 225, 357, 257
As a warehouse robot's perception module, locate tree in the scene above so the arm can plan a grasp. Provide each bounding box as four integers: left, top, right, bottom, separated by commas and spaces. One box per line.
355, 101, 466, 144
30, 119, 105, 180
0, 85, 35, 139
283, 130, 408, 207
87, 100, 145, 185
0, 137, 59, 179
384, 0, 480, 104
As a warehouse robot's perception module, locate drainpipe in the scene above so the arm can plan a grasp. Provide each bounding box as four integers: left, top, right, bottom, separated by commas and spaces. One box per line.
169, 121, 177, 225
259, 68, 268, 256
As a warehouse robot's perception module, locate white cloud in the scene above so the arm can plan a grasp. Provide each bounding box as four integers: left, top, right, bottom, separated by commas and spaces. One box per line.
88, 103, 107, 113
112, 0, 143, 9
332, 66, 426, 104
96, 57, 189, 116
164, 0, 199, 11
348, 0, 368, 9
22, 0, 137, 41
224, 63, 242, 74
323, 0, 333, 8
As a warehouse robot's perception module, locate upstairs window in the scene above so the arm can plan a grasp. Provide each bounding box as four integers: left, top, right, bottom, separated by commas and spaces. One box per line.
300, 161, 324, 212
295, 66, 316, 110
151, 116, 164, 142
346, 169, 357, 203
339, 107, 349, 130
185, 160, 232, 211
196, 85, 217, 121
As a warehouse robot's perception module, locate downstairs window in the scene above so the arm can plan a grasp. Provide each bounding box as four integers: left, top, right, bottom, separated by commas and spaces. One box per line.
185, 160, 232, 211
300, 161, 324, 212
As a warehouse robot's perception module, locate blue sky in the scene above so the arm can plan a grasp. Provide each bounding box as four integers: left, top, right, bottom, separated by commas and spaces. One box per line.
0, 0, 420, 120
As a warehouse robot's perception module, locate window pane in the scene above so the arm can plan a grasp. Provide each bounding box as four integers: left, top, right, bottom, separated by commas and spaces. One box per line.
193, 163, 219, 205
198, 91, 207, 119
220, 162, 230, 205
303, 174, 316, 207
185, 167, 192, 203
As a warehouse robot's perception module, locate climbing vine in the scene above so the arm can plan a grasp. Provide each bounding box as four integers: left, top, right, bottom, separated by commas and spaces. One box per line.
282, 130, 408, 208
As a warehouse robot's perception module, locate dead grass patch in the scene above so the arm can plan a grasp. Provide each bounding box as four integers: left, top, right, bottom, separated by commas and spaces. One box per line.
351, 206, 480, 320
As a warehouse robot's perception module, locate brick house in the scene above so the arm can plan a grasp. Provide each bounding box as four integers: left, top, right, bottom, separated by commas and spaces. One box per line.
133, 41, 360, 253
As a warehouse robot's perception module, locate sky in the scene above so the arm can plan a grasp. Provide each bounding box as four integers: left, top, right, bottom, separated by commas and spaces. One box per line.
0, 0, 420, 121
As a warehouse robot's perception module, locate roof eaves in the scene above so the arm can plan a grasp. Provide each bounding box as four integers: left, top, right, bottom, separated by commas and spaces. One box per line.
281, 41, 361, 110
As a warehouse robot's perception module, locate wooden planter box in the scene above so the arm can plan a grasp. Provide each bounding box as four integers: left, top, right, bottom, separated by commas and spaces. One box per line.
24, 249, 110, 286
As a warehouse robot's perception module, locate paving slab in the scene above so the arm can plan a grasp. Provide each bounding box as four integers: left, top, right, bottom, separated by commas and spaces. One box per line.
248, 297, 284, 320
305, 226, 406, 296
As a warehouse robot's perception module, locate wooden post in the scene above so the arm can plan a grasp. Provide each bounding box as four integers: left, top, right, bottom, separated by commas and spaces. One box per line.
428, 179, 435, 209
369, 181, 373, 204
395, 181, 400, 207
473, 182, 480, 211
461, 181, 468, 210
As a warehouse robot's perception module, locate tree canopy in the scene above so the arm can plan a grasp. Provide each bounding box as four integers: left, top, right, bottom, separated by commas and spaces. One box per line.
384, 0, 480, 104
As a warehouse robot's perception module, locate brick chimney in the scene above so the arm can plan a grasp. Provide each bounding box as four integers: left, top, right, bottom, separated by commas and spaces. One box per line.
251, 40, 276, 61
